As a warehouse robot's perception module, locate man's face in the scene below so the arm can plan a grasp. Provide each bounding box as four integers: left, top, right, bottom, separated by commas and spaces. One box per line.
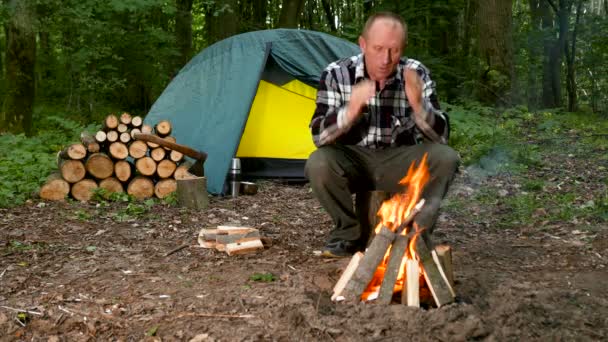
359, 19, 404, 82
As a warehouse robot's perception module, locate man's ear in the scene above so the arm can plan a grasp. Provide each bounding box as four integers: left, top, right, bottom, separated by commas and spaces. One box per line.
358, 36, 366, 52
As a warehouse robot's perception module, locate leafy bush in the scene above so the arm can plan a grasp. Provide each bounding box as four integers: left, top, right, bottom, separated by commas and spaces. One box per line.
0, 113, 100, 208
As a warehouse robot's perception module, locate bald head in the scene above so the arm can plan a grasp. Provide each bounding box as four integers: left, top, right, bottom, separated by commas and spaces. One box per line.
361, 12, 407, 47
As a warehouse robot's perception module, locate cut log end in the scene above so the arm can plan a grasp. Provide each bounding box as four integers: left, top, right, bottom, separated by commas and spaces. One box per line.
127, 176, 154, 200
40, 173, 70, 201
59, 143, 87, 160
59, 159, 86, 183
99, 177, 124, 195
157, 160, 177, 178
131, 116, 143, 127
119, 112, 132, 125
155, 178, 177, 198
150, 147, 166, 162
155, 120, 172, 137
135, 156, 157, 176
71, 179, 98, 202
104, 114, 119, 130
114, 160, 132, 183
128, 140, 148, 159
109, 142, 129, 160
85, 153, 114, 179
106, 130, 119, 143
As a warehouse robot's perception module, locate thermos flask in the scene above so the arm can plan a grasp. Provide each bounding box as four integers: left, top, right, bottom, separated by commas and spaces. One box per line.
229, 158, 241, 197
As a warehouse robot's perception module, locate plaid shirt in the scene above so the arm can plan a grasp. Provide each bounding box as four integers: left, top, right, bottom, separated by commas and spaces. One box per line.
310, 54, 449, 148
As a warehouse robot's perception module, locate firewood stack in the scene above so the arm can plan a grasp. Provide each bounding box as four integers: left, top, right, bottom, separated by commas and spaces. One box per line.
40, 114, 195, 202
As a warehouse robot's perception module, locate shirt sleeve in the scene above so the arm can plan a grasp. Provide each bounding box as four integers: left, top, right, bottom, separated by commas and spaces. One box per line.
410, 64, 450, 142
309, 69, 352, 147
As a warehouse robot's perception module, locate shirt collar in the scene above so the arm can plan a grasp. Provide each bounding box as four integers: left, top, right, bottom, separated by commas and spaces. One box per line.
355, 53, 406, 86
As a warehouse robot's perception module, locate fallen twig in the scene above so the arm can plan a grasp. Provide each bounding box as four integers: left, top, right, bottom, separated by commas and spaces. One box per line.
164, 244, 190, 257
0, 267, 7, 279
176, 312, 254, 319
0, 306, 43, 316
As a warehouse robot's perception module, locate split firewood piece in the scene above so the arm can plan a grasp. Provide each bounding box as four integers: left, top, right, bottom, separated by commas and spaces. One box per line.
119, 112, 132, 125
217, 226, 257, 235
155, 120, 172, 137
216, 229, 260, 245
119, 132, 131, 144
131, 116, 143, 128
342, 226, 396, 302
198, 228, 218, 248
85, 153, 114, 179
95, 130, 107, 144
225, 239, 264, 256
435, 245, 454, 288
58, 143, 87, 160
176, 176, 208, 209
59, 159, 86, 183
80, 132, 100, 153
157, 159, 177, 178
154, 178, 177, 199
174, 165, 196, 180
114, 160, 133, 183
99, 177, 124, 195
127, 176, 154, 199
332, 252, 364, 301
415, 236, 455, 307
106, 130, 119, 143
130, 128, 141, 139
163, 136, 177, 151
71, 178, 98, 202
40, 172, 70, 201
150, 147, 166, 162
128, 140, 148, 159
135, 156, 157, 176
377, 233, 410, 305
109, 142, 129, 160
104, 114, 119, 130
402, 259, 420, 307
170, 150, 184, 163
117, 123, 128, 134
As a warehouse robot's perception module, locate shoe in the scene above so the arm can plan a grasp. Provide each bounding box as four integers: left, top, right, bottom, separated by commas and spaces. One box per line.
321, 240, 358, 258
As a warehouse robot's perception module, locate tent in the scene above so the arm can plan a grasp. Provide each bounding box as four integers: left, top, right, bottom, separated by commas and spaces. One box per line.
145, 29, 360, 194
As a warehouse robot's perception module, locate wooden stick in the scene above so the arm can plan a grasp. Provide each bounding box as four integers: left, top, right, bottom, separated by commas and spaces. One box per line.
435, 245, 454, 288
415, 236, 455, 307
404, 259, 420, 307
225, 239, 264, 256
0, 306, 43, 316
377, 233, 410, 304
164, 244, 189, 257
175, 312, 254, 319
332, 252, 363, 301
342, 226, 396, 302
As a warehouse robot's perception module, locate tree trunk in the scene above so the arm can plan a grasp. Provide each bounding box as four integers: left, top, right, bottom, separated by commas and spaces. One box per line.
205, 0, 238, 46
527, 0, 544, 109
565, 0, 582, 112
278, 0, 305, 28
541, 0, 561, 107
175, 0, 193, 70
321, 0, 336, 32
476, 0, 514, 106
1, 0, 36, 135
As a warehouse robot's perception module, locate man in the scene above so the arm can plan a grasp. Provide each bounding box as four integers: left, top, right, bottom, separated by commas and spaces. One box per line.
305, 12, 460, 258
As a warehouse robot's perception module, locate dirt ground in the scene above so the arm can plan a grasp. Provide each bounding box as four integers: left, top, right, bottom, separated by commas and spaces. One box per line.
1, 137, 607, 341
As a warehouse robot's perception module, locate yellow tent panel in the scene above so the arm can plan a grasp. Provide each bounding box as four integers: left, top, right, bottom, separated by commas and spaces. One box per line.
236, 80, 317, 159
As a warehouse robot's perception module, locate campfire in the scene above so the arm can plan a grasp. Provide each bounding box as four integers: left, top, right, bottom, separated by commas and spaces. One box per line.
332, 154, 456, 307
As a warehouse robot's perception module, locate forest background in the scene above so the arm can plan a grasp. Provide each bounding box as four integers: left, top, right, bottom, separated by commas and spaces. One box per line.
0, 0, 606, 207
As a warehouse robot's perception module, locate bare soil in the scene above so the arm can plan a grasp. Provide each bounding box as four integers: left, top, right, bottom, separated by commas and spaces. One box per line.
1, 139, 607, 341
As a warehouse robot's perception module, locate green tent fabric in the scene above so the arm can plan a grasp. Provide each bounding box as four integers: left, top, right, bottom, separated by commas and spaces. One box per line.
145, 29, 359, 194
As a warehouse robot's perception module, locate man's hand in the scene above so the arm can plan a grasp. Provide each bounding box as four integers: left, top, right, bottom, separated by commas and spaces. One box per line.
346, 80, 376, 122
404, 68, 427, 121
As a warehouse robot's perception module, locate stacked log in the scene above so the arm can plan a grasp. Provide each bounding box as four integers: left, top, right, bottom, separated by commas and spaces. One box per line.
40, 114, 193, 201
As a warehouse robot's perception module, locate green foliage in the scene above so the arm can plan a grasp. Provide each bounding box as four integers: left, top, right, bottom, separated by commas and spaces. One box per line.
249, 272, 277, 282
112, 199, 156, 222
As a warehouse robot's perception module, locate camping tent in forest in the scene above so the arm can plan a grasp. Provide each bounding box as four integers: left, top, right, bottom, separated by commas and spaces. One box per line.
145, 29, 360, 194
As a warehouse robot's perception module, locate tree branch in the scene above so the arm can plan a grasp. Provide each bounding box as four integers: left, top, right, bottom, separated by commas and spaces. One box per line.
545, 0, 559, 13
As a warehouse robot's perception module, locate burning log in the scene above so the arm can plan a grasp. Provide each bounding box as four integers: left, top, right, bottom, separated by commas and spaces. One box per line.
341, 225, 396, 302
403, 259, 420, 307
415, 236, 455, 307
377, 233, 410, 305
332, 252, 364, 301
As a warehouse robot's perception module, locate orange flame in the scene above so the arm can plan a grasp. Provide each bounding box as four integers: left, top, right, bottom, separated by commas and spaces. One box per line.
361, 153, 430, 302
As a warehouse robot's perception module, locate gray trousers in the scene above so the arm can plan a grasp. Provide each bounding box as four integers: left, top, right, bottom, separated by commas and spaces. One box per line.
304, 143, 460, 245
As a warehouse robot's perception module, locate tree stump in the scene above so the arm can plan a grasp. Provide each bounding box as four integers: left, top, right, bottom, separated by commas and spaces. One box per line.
355, 191, 392, 249
177, 176, 209, 209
